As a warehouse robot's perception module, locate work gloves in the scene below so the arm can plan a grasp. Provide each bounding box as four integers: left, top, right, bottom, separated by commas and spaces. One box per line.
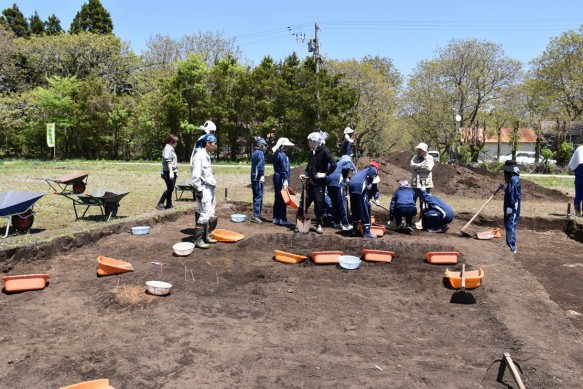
299, 174, 308, 181
506, 207, 513, 215
195, 190, 203, 201
283, 180, 289, 188
316, 172, 326, 179
420, 185, 426, 191
374, 199, 380, 206
169, 171, 175, 180
260, 176, 265, 183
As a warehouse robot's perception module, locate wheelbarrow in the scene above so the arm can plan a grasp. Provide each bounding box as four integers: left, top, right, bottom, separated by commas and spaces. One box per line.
0, 190, 44, 239
46, 171, 89, 195
174, 182, 195, 201
70, 189, 129, 221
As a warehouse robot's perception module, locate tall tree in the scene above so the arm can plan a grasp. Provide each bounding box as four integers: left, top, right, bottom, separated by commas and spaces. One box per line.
0, 24, 24, 93
181, 30, 243, 67
29, 11, 44, 36
1, 3, 29, 38
44, 14, 62, 36
70, 0, 113, 35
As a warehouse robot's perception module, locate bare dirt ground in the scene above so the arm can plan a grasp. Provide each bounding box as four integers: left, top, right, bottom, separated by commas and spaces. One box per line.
0, 197, 582, 388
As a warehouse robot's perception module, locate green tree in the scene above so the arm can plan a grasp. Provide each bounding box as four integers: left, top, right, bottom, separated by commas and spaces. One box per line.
70, 0, 113, 35
44, 14, 62, 36
1, 3, 29, 38
0, 25, 24, 93
29, 11, 44, 36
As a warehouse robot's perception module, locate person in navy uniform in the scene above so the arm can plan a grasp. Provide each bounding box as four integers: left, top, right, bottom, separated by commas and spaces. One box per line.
568, 145, 583, 216
250, 137, 268, 223
388, 180, 417, 233
419, 188, 454, 232
326, 155, 357, 230
296, 132, 337, 234
348, 161, 380, 238
272, 137, 295, 226
502, 160, 521, 253
339, 127, 355, 157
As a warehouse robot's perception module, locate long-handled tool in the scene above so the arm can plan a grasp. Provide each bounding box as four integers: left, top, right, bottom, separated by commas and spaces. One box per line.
460, 183, 505, 237
415, 174, 425, 230
450, 263, 476, 304
296, 181, 311, 233
486, 352, 526, 389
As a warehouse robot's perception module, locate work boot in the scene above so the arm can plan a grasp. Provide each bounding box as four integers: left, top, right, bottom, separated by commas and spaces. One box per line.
156, 203, 164, 210
279, 220, 293, 226
194, 224, 209, 249
209, 216, 218, 232
363, 225, 376, 239
316, 225, 323, 234
204, 223, 217, 244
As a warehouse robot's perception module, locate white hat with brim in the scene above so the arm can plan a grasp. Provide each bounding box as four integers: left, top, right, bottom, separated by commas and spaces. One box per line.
272, 137, 294, 153
415, 142, 428, 152
344, 127, 354, 135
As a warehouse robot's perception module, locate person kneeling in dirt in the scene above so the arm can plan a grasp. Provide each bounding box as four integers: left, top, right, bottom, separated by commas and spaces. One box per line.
295, 132, 336, 234
192, 133, 218, 249
419, 187, 454, 232
349, 161, 380, 238
388, 180, 417, 233
502, 160, 521, 254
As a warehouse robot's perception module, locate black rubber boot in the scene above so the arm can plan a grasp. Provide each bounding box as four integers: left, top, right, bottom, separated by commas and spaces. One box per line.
204, 223, 217, 244
195, 212, 200, 224
363, 224, 376, 239
194, 223, 209, 249
209, 216, 218, 232
352, 222, 360, 237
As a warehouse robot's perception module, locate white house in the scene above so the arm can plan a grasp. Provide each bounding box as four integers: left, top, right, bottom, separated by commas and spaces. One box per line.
465, 127, 538, 161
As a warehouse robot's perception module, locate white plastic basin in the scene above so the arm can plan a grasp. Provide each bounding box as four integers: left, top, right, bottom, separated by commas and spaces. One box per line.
339, 255, 362, 270
146, 280, 172, 295
131, 226, 150, 235
173, 242, 195, 256
231, 214, 246, 223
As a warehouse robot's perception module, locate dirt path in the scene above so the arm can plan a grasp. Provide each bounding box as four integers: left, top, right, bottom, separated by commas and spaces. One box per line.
0, 207, 581, 388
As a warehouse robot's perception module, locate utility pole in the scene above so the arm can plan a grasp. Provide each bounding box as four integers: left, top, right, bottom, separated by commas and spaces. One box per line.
308, 22, 321, 73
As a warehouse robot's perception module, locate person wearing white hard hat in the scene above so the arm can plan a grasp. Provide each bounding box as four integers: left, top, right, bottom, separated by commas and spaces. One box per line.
190, 120, 217, 173
410, 142, 434, 222
339, 127, 355, 157
192, 133, 218, 249
272, 137, 295, 226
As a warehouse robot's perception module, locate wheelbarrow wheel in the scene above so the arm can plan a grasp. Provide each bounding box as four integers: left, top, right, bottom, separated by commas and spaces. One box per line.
105, 204, 118, 219
12, 210, 34, 231
72, 181, 86, 194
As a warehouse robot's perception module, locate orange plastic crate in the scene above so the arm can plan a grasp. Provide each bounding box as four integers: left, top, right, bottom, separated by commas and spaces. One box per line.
362, 249, 395, 263
274, 250, 307, 264
425, 251, 459, 264
310, 251, 343, 264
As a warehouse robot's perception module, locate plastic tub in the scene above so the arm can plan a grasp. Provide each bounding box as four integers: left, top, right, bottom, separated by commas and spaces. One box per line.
362, 249, 395, 263
2, 274, 49, 292
425, 251, 459, 264
131, 226, 150, 235
445, 267, 484, 289
146, 280, 172, 296
173, 242, 195, 256
231, 214, 246, 223
339, 255, 362, 270
274, 250, 307, 264
310, 251, 343, 264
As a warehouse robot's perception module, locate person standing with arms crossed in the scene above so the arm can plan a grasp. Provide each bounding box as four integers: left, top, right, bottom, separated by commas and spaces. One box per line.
192, 133, 218, 249
156, 134, 179, 210
250, 137, 268, 223
410, 142, 434, 226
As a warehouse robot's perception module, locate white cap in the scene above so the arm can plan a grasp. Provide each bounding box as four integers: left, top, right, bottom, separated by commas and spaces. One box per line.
200, 120, 216, 133
307, 132, 321, 143
372, 176, 380, 184
344, 127, 354, 135
415, 142, 428, 152
272, 137, 294, 153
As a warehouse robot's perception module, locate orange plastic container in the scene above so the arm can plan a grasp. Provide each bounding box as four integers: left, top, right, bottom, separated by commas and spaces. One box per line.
2, 274, 49, 292
211, 229, 245, 242
362, 249, 395, 263
281, 188, 299, 209
274, 250, 308, 264
445, 267, 484, 289
97, 256, 134, 276
425, 251, 459, 264
59, 378, 112, 389
310, 251, 343, 264
477, 227, 501, 239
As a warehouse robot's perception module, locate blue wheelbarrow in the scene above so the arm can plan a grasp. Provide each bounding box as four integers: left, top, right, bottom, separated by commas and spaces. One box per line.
0, 190, 44, 239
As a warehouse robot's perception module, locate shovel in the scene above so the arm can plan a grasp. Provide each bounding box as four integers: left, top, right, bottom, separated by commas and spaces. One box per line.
296, 181, 311, 233
460, 183, 505, 237
485, 352, 526, 389
450, 263, 476, 304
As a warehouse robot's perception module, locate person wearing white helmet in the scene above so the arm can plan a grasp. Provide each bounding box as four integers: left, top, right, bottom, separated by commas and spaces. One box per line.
339, 127, 355, 157
296, 131, 336, 234
272, 137, 295, 226
192, 133, 218, 249
410, 142, 434, 221
190, 120, 217, 172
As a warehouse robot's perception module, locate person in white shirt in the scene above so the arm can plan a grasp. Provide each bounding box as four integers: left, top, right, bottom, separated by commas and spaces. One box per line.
192, 133, 218, 249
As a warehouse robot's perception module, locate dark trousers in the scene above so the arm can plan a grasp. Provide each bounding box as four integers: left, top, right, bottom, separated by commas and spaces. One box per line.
395, 206, 417, 227
413, 187, 431, 214
158, 171, 176, 208
328, 185, 349, 225
504, 212, 519, 251
574, 182, 583, 212
273, 185, 288, 221
297, 184, 326, 225
350, 192, 371, 225
252, 181, 263, 218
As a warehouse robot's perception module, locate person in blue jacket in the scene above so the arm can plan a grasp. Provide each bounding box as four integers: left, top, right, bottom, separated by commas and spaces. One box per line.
250, 137, 267, 223
568, 145, 583, 216
348, 161, 380, 238
502, 160, 521, 253
272, 137, 295, 226
326, 155, 357, 230
389, 180, 418, 233
419, 188, 454, 232
339, 127, 355, 157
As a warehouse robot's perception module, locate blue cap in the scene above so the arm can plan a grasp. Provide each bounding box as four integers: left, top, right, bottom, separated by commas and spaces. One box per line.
204, 133, 217, 144
255, 137, 267, 147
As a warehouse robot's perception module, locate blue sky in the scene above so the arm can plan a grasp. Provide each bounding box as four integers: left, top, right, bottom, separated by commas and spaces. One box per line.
11, 0, 583, 78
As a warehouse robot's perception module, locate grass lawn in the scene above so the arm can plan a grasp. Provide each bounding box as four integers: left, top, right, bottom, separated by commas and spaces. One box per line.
0, 160, 571, 248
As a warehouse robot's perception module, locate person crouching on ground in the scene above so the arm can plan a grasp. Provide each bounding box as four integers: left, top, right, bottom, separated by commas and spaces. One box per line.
156, 134, 179, 210
192, 133, 218, 249
272, 137, 295, 226
419, 187, 454, 232
502, 160, 521, 254
295, 131, 337, 234
348, 161, 380, 238
388, 180, 417, 233
250, 137, 268, 224
568, 145, 583, 216
326, 155, 357, 230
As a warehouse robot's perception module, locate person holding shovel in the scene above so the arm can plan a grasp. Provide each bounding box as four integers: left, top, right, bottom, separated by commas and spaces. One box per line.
348, 161, 380, 238
410, 142, 434, 222
326, 154, 357, 230
272, 137, 295, 226
295, 132, 336, 234
250, 137, 268, 224
418, 187, 454, 232
192, 133, 218, 249
502, 160, 521, 254
388, 180, 418, 233
568, 145, 583, 216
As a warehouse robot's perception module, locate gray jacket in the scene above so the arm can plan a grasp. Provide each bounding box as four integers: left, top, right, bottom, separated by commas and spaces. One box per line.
410, 154, 434, 188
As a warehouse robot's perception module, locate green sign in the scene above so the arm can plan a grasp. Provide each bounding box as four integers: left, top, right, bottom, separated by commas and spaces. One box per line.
46, 123, 55, 147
